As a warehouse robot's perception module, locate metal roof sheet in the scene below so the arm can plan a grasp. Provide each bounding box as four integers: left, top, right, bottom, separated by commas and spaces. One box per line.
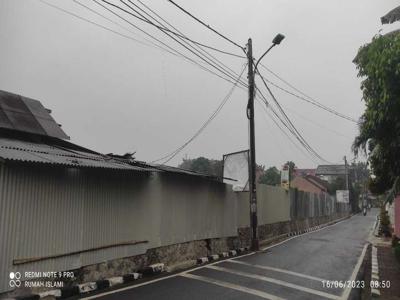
0, 90, 69, 140
132, 161, 221, 180
0, 138, 155, 172
316, 165, 348, 176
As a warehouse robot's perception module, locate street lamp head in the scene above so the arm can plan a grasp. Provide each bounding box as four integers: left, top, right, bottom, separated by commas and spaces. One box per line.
272, 33, 285, 45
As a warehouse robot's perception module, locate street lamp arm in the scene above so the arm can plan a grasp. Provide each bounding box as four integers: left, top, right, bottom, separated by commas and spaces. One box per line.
254, 44, 276, 70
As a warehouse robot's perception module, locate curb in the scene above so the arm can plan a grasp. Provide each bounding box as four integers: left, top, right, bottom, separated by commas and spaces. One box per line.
196, 247, 249, 265
371, 246, 380, 298
259, 215, 351, 249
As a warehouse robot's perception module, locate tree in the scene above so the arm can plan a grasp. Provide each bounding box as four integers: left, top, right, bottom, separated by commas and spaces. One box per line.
284, 161, 296, 180
178, 157, 223, 178
327, 176, 346, 195
259, 166, 281, 186
352, 31, 400, 194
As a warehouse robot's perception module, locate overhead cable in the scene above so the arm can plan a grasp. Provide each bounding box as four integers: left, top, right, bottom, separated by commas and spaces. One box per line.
166, 0, 245, 51
259, 64, 358, 123
151, 64, 247, 164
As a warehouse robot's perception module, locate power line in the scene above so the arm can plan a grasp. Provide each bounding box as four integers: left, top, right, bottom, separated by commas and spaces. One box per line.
43, 0, 226, 84
256, 89, 321, 164
133, 0, 246, 77
44, 0, 248, 90
73, 0, 175, 54
256, 69, 328, 162
118, 0, 247, 87
166, 0, 245, 51
123, 0, 247, 87
39, 0, 159, 49
91, 0, 246, 87
136, 0, 246, 61
151, 64, 247, 164
43, 0, 215, 68
259, 64, 358, 123
98, 0, 244, 58
282, 105, 353, 139
100, 0, 248, 89
255, 75, 331, 164
255, 99, 319, 164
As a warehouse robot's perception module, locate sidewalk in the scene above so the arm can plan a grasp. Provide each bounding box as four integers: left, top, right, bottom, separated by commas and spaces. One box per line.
369, 235, 400, 299
377, 239, 400, 299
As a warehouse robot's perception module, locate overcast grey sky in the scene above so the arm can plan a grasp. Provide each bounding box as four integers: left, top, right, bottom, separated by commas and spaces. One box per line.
0, 0, 398, 169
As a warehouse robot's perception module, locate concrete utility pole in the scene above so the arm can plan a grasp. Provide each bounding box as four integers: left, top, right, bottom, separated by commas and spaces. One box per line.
246, 38, 259, 251
246, 34, 285, 251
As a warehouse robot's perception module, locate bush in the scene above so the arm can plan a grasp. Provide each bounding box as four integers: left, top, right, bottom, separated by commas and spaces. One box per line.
380, 207, 392, 237
394, 244, 400, 263
392, 235, 400, 248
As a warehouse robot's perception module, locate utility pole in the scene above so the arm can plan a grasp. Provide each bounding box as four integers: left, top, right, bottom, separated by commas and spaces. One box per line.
344, 155, 349, 190
247, 38, 259, 251
245, 34, 285, 252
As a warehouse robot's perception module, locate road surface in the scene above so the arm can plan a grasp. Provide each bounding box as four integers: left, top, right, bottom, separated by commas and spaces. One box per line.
81, 211, 377, 300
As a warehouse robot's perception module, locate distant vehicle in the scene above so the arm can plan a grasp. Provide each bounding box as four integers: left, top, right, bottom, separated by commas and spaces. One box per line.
361, 194, 368, 216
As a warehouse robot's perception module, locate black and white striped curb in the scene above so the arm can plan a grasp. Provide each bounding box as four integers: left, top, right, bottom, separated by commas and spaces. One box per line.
371, 246, 380, 298
286, 216, 351, 238
196, 247, 249, 265
8, 265, 160, 300
287, 225, 322, 237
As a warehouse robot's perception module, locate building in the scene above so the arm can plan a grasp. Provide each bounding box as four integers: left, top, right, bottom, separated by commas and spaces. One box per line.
316, 164, 348, 183
293, 168, 316, 177
291, 175, 328, 194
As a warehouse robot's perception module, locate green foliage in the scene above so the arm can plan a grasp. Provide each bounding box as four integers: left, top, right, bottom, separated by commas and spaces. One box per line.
395, 244, 400, 263
259, 166, 281, 186
353, 32, 400, 193
285, 161, 296, 176
392, 235, 400, 248
380, 207, 392, 237
327, 176, 346, 195
178, 157, 223, 178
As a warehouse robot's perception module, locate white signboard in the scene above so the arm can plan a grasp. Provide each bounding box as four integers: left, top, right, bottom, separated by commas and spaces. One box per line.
281, 169, 289, 183
281, 166, 289, 190
223, 150, 249, 192
336, 190, 349, 203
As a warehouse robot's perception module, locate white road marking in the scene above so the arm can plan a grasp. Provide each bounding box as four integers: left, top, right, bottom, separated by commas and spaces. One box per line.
181, 273, 286, 300
227, 259, 328, 282
80, 257, 233, 300
339, 243, 368, 300
207, 265, 339, 299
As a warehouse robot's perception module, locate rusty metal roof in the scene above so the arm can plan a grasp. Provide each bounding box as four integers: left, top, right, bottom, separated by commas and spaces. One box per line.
0, 137, 155, 172
0, 90, 69, 140
133, 161, 221, 181
316, 165, 348, 176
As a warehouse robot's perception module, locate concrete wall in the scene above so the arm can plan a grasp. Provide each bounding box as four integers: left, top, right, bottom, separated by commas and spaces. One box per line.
0, 162, 348, 294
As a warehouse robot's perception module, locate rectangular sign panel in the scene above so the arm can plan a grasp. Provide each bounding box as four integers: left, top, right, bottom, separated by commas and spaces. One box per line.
223, 150, 249, 192
336, 190, 349, 203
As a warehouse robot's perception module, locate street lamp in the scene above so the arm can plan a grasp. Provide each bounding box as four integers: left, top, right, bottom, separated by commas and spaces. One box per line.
255, 34, 285, 70
247, 33, 285, 251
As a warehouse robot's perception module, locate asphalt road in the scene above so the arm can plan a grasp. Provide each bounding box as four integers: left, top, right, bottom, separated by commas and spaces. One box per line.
81, 211, 377, 300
